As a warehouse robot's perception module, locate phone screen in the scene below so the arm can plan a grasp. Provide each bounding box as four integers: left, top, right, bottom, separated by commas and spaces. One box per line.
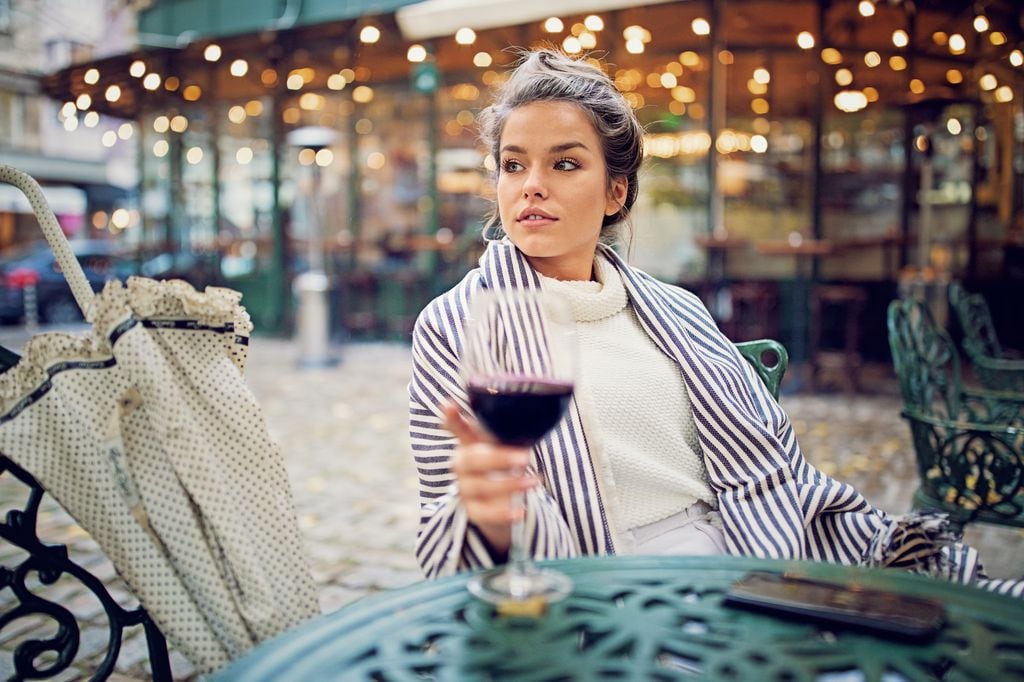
723, 572, 946, 640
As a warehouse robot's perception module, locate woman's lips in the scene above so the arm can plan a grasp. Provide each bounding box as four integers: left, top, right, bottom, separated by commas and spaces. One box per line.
517, 209, 557, 227
518, 215, 557, 227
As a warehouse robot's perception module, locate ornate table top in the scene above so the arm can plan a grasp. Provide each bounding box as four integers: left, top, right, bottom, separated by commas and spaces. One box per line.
215, 556, 1024, 681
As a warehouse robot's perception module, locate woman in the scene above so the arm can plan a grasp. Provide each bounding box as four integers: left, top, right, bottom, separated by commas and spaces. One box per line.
409, 49, 1020, 595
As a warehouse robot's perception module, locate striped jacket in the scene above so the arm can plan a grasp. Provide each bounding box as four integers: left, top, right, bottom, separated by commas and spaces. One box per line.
409, 239, 1022, 596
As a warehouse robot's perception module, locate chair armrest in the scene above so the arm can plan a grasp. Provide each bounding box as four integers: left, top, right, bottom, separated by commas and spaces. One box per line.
970, 354, 1024, 372
901, 408, 1024, 436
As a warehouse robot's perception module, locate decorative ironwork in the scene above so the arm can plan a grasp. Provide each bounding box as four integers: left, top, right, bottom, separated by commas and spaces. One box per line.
0, 454, 171, 680
214, 556, 1024, 681
888, 298, 1024, 532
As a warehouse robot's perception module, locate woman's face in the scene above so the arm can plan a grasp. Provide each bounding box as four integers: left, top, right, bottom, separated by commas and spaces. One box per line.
497, 101, 627, 281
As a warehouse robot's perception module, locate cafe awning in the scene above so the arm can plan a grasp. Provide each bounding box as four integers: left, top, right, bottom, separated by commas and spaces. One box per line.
396, 0, 679, 40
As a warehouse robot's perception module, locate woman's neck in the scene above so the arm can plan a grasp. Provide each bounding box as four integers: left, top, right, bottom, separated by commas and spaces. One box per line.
524, 250, 597, 282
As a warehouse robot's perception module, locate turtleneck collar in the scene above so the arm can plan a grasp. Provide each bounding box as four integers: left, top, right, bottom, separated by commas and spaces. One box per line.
538, 253, 629, 323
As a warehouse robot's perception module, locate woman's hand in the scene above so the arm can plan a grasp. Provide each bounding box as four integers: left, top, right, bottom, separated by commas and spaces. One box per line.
443, 403, 539, 555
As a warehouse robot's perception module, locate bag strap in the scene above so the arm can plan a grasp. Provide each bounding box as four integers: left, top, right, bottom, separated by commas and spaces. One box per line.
0, 165, 95, 320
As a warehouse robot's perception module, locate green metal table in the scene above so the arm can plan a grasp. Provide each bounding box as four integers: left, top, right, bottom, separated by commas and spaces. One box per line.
214, 556, 1024, 681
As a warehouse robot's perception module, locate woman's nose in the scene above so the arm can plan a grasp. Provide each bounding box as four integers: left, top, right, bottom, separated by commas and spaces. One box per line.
522, 169, 547, 198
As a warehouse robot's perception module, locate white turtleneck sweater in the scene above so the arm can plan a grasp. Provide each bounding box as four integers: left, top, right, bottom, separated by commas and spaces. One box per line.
540, 255, 714, 530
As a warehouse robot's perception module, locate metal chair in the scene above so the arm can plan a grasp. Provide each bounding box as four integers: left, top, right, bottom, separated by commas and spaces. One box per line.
948, 282, 1024, 393
887, 297, 1024, 534
0, 455, 171, 680
735, 339, 789, 400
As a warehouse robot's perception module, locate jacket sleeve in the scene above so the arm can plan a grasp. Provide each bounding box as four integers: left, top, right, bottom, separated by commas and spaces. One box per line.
409, 292, 577, 579
729, 340, 1024, 595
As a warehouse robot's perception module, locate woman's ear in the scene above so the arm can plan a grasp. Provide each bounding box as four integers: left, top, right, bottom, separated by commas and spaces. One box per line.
605, 177, 629, 217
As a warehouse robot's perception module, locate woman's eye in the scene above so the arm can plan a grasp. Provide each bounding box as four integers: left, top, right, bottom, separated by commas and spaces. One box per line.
554, 158, 580, 171
501, 159, 523, 173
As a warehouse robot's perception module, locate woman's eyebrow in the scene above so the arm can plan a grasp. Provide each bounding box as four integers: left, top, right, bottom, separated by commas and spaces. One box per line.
499, 141, 589, 154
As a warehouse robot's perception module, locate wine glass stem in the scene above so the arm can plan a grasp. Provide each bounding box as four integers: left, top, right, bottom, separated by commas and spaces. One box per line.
507, 489, 532, 598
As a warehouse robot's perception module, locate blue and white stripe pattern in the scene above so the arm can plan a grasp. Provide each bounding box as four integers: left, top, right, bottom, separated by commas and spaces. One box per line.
409, 239, 1022, 596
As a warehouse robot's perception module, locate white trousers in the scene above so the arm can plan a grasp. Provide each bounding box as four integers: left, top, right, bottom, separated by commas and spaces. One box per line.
630, 500, 727, 556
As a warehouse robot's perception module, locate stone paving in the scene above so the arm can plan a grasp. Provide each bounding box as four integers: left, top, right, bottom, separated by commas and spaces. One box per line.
0, 330, 1020, 680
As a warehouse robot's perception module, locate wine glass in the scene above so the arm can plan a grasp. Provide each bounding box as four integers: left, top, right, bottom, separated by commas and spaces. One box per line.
462, 288, 576, 606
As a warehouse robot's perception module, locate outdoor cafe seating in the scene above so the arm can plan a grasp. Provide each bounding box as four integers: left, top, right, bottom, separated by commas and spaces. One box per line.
948, 282, 1024, 394
887, 296, 1024, 534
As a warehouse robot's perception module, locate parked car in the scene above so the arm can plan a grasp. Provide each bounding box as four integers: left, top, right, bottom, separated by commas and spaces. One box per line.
0, 240, 137, 324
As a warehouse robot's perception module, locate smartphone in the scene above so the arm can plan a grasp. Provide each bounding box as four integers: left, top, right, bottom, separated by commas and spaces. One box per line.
722, 572, 946, 641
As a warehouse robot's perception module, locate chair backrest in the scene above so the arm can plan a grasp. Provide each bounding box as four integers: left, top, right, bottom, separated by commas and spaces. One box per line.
886, 297, 963, 420
949, 282, 1003, 361
0, 455, 171, 680
735, 339, 789, 400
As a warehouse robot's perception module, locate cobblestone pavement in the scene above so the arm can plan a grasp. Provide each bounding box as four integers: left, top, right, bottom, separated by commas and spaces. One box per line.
0, 329, 1021, 680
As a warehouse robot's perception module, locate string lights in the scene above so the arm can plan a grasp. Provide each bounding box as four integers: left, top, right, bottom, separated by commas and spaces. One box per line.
49, 1, 1021, 159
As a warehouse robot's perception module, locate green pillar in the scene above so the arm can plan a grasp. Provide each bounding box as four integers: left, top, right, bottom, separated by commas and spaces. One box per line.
269, 91, 287, 333
168, 132, 184, 252
210, 103, 222, 253
425, 80, 440, 278
347, 103, 362, 271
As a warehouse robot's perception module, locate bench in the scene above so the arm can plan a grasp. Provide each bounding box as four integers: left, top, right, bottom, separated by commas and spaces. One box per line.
887, 297, 1024, 534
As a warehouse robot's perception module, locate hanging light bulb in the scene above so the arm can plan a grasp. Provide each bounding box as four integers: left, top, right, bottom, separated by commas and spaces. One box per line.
858, 1, 874, 17
892, 30, 908, 48
691, 18, 710, 36
455, 27, 476, 45
1010, 50, 1023, 67
948, 34, 966, 54
203, 44, 221, 61
797, 32, 815, 49
973, 15, 989, 33
543, 17, 563, 33
407, 44, 427, 62
834, 90, 868, 112
360, 25, 380, 43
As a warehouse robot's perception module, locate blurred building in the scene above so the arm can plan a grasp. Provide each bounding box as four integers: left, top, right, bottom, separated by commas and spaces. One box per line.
18, 0, 1024, 350
0, 0, 137, 247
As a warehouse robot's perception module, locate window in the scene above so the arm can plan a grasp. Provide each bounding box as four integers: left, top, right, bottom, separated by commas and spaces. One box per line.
0, 0, 11, 34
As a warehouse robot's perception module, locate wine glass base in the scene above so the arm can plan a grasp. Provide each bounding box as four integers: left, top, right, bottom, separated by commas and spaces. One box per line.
467, 566, 573, 608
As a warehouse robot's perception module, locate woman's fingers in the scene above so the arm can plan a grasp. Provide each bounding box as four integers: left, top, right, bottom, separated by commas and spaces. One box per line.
453, 442, 530, 476
458, 469, 538, 498
443, 401, 538, 531
465, 500, 526, 526
442, 403, 488, 445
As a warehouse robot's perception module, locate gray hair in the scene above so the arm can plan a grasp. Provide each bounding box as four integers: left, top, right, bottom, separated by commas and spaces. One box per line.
478, 49, 644, 242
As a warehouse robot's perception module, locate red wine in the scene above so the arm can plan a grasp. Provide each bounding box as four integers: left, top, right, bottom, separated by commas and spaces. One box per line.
468, 377, 574, 446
